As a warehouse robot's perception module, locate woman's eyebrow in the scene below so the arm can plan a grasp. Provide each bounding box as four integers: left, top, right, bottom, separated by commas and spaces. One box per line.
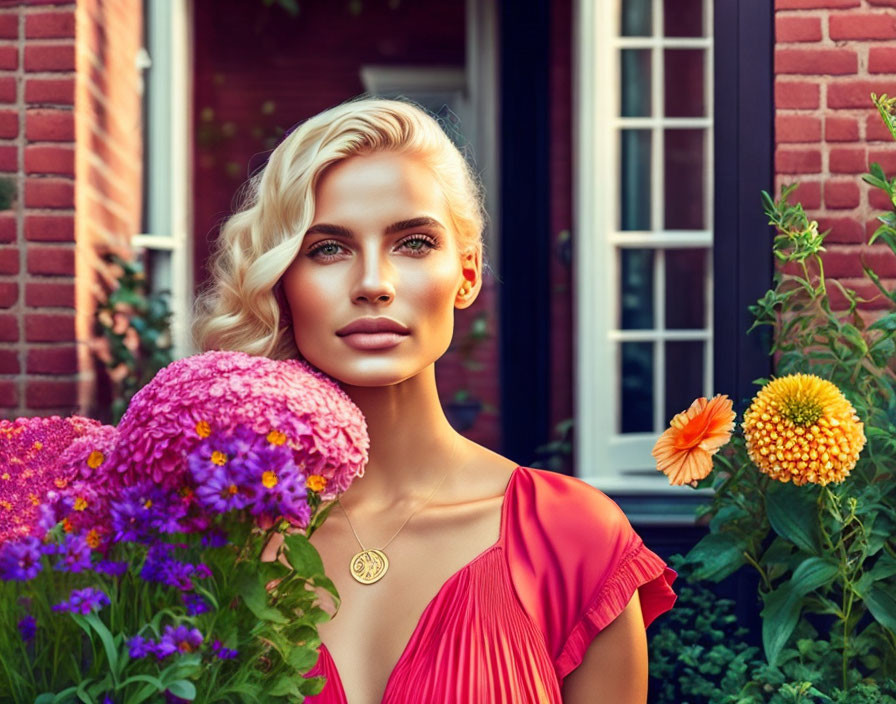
304, 216, 447, 239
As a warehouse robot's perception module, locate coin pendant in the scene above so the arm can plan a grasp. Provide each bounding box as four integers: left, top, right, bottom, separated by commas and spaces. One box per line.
349, 548, 389, 584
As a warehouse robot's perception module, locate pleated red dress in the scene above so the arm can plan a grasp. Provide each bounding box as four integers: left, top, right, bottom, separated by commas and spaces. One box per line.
304, 465, 678, 703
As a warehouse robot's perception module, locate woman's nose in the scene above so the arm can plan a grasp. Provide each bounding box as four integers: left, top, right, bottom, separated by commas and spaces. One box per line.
351, 251, 396, 303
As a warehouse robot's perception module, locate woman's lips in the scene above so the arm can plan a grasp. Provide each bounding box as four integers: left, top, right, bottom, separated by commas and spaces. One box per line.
338, 332, 409, 350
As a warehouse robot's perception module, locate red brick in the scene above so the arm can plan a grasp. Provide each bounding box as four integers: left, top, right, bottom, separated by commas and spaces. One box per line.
0, 281, 16, 307
23, 44, 75, 72
817, 217, 864, 244
824, 181, 861, 209
866, 244, 896, 277
868, 148, 896, 174
0, 215, 14, 243
869, 0, 896, 7
25, 281, 74, 308
830, 147, 868, 173
27, 245, 73, 275
869, 187, 893, 210
775, 0, 858, 6
0, 380, 18, 406
828, 81, 896, 109
776, 115, 821, 143
25, 313, 75, 342
26, 380, 77, 408
776, 48, 857, 75
25, 12, 75, 39
0, 350, 19, 375
0, 77, 15, 104
24, 178, 74, 209
867, 113, 895, 141
25, 109, 73, 141
869, 47, 896, 74
0, 314, 17, 342
0, 145, 16, 172
776, 148, 821, 173
776, 16, 822, 42
824, 247, 867, 278
775, 80, 819, 109
0, 14, 18, 39
0, 247, 18, 275
0, 110, 17, 139
830, 13, 896, 41
25, 215, 74, 242
789, 181, 822, 209
27, 347, 77, 374
0, 46, 17, 71
25, 78, 74, 105
825, 116, 859, 142
24, 145, 74, 175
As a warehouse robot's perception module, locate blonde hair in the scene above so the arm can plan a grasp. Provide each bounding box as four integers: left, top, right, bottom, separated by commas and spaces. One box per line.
191, 96, 488, 360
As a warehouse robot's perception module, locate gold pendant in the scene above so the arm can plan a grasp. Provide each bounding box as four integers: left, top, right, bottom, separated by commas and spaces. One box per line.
350, 548, 389, 584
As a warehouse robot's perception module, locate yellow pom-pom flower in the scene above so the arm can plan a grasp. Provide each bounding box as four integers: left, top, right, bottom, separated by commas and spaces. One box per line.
742, 373, 865, 486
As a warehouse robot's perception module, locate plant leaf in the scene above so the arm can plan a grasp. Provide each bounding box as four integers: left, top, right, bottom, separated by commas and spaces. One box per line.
765, 482, 820, 555
761, 582, 802, 667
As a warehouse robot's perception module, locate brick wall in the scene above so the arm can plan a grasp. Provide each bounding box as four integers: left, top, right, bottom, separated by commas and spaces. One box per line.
775, 0, 896, 317
0, 0, 142, 421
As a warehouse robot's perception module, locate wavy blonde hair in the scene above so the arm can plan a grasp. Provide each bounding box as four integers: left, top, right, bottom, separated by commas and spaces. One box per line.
191, 96, 488, 360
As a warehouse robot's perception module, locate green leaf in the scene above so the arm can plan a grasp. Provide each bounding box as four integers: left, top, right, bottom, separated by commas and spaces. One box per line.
789, 557, 839, 596
865, 584, 896, 632
165, 680, 197, 701
685, 531, 748, 582
283, 532, 326, 577
761, 582, 802, 667
236, 568, 288, 624
268, 675, 302, 697
765, 482, 820, 555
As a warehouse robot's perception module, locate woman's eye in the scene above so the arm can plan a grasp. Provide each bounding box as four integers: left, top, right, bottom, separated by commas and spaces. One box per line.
307, 241, 345, 260
399, 235, 438, 254
308, 235, 438, 261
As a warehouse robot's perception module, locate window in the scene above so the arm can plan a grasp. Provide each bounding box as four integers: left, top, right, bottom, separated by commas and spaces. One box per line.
134, 0, 194, 359
574, 0, 714, 492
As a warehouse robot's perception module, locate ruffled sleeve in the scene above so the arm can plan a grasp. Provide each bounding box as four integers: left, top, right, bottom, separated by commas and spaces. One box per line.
504, 467, 677, 681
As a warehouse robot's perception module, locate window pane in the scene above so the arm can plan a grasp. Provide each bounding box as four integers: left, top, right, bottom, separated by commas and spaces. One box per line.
620, 249, 654, 329
621, 341, 654, 433
664, 249, 707, 329
664, 128, 705, 230
664, 0, 705, 37
621, 49, 652, 117
142, 248, 173, 299
620, 129, 651, 230
621, 0, 652, 36
664, 340, 705, 426
664, 49, 705, 117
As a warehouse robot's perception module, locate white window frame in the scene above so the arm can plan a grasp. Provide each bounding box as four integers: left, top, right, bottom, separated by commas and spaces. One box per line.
573, 0, 716, 496
133, 0, 194, 360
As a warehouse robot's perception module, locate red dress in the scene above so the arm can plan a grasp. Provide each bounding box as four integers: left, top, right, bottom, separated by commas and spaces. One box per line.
304, 465, 678, 703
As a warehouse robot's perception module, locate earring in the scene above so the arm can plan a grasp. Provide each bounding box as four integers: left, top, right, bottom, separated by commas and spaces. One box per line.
458, 280, 473, 297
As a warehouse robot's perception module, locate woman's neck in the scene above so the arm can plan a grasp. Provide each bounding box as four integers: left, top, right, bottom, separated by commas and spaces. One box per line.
337, 364, 465, 509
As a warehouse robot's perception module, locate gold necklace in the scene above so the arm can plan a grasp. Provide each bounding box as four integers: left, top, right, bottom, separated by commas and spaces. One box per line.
338, 438, 458, 585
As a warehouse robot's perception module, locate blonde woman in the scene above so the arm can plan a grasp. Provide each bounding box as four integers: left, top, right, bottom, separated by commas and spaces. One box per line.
193, 97, 677, 704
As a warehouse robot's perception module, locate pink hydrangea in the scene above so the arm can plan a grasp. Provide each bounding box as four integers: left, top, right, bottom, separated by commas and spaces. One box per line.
0, 415, 104, 544
108, 350, 368, 501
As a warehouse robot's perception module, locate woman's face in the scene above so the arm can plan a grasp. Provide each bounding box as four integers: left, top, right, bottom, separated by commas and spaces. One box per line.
281, 151, 478, 387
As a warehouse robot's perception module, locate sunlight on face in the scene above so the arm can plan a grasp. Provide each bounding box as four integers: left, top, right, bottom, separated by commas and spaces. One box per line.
281, 151, 466, 387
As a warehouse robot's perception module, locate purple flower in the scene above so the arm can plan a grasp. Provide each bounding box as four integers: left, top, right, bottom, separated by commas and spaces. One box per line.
211, 639, 239, 659
195, 469, 250, 514
127, 634, 155, 659
183, 592, 210, 616
17, 614, 36, 641
200, 529, 229, 548
95, 560, 129, 577
0, 536, 43, 581
54, 533, 92, 573
52, 587, 110, 615
110, 484, 183, 543
155, 624, 203, 658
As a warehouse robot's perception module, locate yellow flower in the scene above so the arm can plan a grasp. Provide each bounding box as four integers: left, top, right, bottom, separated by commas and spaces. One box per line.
306, 475, 327, 493
266, 429, 287, 446
653, 394, 736, 486
742, 373, 865, 486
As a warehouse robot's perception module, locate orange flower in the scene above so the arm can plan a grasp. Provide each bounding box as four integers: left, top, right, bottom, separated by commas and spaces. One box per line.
652, 394, 736, 486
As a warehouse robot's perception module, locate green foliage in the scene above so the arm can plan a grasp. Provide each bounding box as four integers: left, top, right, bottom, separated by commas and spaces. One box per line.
650, 96, 896, 702
0, 176, 15, 210
91, 252, 175, 424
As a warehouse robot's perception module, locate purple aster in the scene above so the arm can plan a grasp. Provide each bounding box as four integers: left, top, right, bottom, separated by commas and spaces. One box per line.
182, 592, 210, 616
52, 587, 110, 615
54, 533, 92, 573
127, 634, 155, 659
17, 614, 36, 641
155, 624, 203, 658
211, 639, 239, 659
110, 484, 180, 543
95, 560, 129, 577
194, 467, 251, 514
0, 536, 43, 581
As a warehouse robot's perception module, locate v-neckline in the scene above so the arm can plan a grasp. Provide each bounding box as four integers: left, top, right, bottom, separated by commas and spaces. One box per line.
313, 465, 522, 703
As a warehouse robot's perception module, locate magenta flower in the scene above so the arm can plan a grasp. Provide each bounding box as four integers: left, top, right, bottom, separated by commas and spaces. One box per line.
52, 587, 110, 615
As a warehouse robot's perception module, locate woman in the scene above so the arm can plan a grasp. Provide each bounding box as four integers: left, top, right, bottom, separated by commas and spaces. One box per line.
193, 97, 677, 704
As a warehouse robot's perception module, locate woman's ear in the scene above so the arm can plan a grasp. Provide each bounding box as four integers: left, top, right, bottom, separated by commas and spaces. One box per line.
455, 245, 482, 309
